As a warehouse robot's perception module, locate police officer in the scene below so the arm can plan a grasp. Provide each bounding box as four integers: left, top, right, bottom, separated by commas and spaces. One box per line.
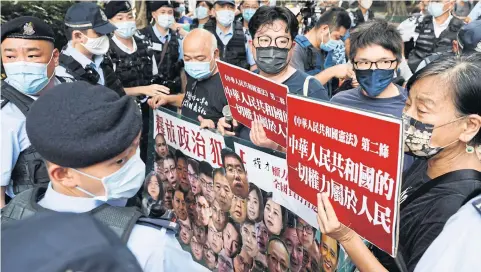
140, 0, 185, 113
0, 16, 70, 207
348, 0, 374, 29
407, 0, 464, 72
55, 2, 126, 96
204, 0, 256, 71
104, 1, 170, 163
1, 81, 209, 272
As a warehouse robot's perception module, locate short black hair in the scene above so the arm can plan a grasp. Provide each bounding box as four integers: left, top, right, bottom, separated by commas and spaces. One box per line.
199, 161, 214, 178
213, 167, 226, 182
314, 7, 351, 31
349, 19, 403, 62
221, 149, 245, 171
175, 149, 187, 163
248, 6, 298, 41
407, 54, 481, 146
196, 0, 214, 9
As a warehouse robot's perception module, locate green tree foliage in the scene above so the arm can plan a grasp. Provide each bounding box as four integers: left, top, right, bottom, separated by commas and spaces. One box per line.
1, 1, 74, 49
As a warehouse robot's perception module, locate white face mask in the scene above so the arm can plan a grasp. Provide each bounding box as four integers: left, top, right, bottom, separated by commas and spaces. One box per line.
80, 34, 110, 55
114, 21, 137, 39
157, 14, 175, 28
216, 10, 235, 27
73, 150, 146, 201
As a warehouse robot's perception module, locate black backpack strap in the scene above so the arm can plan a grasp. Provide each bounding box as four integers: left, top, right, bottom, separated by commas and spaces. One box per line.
136, 217, 180, 233
89, 204, 142, 244
59, 53, 100, 84
1, 187, 46, 225
401, 169, 481, 210
0, 81, 35, 115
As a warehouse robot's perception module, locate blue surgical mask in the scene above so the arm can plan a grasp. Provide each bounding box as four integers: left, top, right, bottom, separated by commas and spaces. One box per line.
242, 8, 256, 22
216, 10, 235, 27
355, 68, 395, 97
428, 2, 446, 18
4, 52, 54, 95
114, 21, 137, 39
321, 39, 343, 52
176, 4, 186, 14
184, 56, 215, 80
196, 6, 209, 19
73, 150, 146, 201
157, 14, 175, 28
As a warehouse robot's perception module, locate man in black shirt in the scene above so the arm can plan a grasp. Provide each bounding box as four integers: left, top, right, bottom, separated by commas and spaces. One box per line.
149, 29, 227, 127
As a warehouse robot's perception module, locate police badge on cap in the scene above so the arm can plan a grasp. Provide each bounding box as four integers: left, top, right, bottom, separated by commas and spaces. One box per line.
1, 16, 55, 42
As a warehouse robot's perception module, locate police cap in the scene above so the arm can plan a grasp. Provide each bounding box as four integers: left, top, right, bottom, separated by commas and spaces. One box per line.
26, 81, 142, 168
104, 1, 133, 19
458, 20, 481, 53
1, 16, 55, 43
148, 1, 179, 12
65, 2, 116, 35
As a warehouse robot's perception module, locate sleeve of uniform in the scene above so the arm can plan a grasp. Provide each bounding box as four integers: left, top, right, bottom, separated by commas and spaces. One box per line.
245, 42, 256, 66
290, 45, 306, 72
468, 2, 481, 20
127, 224, 209, 272
1, 106, 30, 187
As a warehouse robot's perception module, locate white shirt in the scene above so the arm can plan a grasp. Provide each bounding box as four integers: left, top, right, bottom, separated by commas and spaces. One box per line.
414, 195, 481, 272
1, 79, 60, 197
55, 42, 105, 85
38, 184, 209, 272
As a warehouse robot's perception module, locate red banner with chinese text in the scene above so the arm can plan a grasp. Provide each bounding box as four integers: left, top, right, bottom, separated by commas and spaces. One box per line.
217, 60, 289, 147
286, 94, 403, 256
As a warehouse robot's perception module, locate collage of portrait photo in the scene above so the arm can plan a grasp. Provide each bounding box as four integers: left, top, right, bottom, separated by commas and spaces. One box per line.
142, 133, 341, 272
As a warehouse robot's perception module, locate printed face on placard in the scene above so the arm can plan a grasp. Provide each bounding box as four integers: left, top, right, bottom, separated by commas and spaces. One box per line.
200, 172, 216, 204
306, 241, 320, 272
256, 221, 270, 253
247, 186, 262, 222
223, 222, 241, 258
173, 189, 188, 220
205, 247, 218, 269
179, 216, 193, 245
146, 175, 161, 200
224, 155, 249, 199
296, 218, 314, 248
191, 236, 204, 261
155, 133, 169, 157
241, 221, 258, 258
188, 163, 202, 195
212, 199, 228, 231
163, 158, 178, 189
251, 252, 268, 272
283, 228, 304, 272
230, 195, 247, 224
162, 183, 174, 210
214, 171, 234, 212
218, 250, 234, 272
234, 248, 253, 272
267, 239, 290, 272
194, 223, 208, 244
264, 198, 283, 236
196, 195, 212, 226
177, 158, 190, 192
320, 234, 339, 272
208, 221, 224, 253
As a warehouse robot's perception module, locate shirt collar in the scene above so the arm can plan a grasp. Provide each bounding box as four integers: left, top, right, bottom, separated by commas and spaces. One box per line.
39, 183, 104, 213
216, 24, 234, 37
434, 14, 453, 28
112, 35, 138, 54
152, 25, 171, 41
64, 42, 104, 69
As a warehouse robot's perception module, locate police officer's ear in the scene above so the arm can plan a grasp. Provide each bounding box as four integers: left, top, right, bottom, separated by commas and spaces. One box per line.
47, 163, 77, 188
52, 48, 60, 67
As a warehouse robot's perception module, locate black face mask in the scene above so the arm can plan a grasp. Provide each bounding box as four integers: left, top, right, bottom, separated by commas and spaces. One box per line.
254, 46, 289, 75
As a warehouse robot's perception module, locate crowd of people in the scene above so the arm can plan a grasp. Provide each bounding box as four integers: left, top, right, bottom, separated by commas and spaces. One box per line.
1, 0, 481, 271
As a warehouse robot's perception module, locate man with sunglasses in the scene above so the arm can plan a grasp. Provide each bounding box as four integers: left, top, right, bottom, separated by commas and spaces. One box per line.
330, 19, 414, 171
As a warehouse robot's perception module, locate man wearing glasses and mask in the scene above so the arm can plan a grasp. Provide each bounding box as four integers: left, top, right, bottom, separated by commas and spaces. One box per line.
217, 6, 329, 151
330, 19, 414, 171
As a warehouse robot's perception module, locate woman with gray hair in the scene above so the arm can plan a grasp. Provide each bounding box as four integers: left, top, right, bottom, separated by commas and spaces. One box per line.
316, 54, 481, 272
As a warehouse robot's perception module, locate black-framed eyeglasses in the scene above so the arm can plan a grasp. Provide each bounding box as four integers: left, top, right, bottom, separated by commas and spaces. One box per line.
255, 36, 291, 49
353, 59, 398, 70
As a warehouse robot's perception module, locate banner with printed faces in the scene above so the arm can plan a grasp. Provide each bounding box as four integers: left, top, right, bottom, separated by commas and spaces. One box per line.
141, 108, 367, 272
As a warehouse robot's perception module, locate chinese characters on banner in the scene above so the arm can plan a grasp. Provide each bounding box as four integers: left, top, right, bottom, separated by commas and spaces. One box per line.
286, 94, 403, 257
154, 110, 226, 167
217, 60, 289, 147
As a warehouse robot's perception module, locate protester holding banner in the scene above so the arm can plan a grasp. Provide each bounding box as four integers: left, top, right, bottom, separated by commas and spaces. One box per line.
316, 54, 481, 272
217, 6, 329, 151
330, 19, 415, 171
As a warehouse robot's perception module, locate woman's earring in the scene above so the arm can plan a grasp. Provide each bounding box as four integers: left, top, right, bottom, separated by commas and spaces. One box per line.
466, 144, 475, 154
